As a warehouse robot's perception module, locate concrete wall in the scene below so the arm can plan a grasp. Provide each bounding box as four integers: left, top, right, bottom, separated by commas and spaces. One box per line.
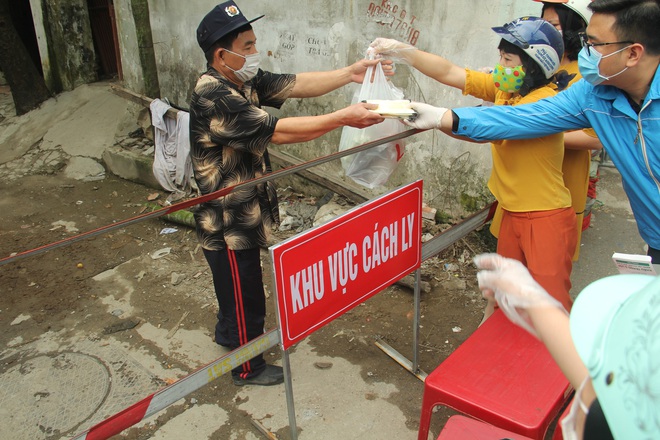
29, 0, 53, 90
114, 0, 143, 94
117, 0, 542, 217
29, 0, 97, 92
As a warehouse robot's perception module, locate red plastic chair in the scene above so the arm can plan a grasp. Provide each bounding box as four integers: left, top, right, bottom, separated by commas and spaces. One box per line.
418, 310, 572, 440
437, 415, 535, 439
551, 402, 572, 440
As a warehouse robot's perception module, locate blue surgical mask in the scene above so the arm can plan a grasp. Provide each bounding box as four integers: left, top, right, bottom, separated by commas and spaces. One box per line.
578, 45, 631, 86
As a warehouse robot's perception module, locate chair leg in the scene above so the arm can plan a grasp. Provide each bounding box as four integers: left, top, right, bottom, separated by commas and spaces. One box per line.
417, 400, 435, 440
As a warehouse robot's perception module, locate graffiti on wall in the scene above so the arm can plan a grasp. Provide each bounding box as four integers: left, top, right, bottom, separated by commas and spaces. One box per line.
367, 1, 420, 45
278, 31, 297, 57
306, 36, 332, 57
277, 31, 332, 58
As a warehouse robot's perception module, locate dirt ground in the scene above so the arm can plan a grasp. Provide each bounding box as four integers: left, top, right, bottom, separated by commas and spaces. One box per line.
0, 142, 497, 439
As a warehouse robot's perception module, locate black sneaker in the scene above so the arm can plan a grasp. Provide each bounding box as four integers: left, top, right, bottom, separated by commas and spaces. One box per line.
232, 364, 284, 386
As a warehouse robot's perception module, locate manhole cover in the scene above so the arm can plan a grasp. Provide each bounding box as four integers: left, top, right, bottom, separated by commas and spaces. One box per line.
0, 352, 110, 439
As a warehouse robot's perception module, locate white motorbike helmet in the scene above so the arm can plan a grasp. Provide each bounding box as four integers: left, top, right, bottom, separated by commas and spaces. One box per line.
534, 0, 593, 24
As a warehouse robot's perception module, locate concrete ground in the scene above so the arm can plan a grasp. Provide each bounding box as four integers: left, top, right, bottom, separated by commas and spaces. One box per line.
570, 165, 649, 295
0, 82, 427, 440
0, 81, 649, 440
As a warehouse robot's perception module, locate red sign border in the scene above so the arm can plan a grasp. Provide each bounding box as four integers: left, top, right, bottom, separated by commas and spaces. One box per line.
270, 180, 423, 349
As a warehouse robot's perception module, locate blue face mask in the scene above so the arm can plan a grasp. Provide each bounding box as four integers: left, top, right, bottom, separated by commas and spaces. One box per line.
578, 45, 631, 85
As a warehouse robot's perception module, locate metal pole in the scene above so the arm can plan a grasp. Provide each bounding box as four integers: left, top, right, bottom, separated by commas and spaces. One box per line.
412, 268, 421, 374
270, 245, 298, 440
282, 349, 298, 440
375, 204, 495, 381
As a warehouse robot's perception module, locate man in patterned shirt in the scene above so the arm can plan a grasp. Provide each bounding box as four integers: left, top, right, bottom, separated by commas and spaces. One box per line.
191, 1, 387, 386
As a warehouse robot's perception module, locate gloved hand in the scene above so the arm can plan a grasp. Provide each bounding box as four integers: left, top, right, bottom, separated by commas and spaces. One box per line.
402, 102, 448, 130
474, 253, 568, 337
369, 38, 416, 64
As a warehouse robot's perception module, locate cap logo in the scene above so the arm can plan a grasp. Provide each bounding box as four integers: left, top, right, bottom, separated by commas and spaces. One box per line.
225, 5, 240, 17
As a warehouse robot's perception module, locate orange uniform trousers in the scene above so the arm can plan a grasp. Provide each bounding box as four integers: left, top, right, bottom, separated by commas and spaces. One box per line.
497, 207, 577, 312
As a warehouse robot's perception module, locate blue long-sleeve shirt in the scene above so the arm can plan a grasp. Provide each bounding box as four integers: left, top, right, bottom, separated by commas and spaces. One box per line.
453, 67, 660, 250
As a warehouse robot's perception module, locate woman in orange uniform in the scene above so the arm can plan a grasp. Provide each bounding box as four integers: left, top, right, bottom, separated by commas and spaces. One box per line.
371, 17, 577, 317
491, 0, 604, 262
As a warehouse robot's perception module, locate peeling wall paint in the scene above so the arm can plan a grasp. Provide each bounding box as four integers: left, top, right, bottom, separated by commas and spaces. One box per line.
31, 0, 97, 92
113, 0, 142, 93
115, 0, 540, 216
29, 0, 53, 90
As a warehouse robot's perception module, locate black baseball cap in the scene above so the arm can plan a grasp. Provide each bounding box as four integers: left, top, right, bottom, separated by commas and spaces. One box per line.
196, 1, 264, 52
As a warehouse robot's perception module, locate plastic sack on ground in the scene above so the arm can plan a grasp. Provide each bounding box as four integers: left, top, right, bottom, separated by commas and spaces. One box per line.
338, 53, 406, 189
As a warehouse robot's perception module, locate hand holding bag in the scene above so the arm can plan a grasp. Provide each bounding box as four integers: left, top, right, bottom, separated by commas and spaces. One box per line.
338, 53, 407, 189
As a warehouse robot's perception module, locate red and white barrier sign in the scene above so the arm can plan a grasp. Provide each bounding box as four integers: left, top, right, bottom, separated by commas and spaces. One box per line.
270, 181, 422, 349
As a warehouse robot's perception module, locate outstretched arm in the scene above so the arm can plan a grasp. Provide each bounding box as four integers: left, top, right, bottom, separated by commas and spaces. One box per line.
271, 102, 384, 144
408, 49, 467, 91
438, 108, 458, 136
370, 38, 467, 91
474, 253, 597, 402
403, 83, 589, 143
401, 103, 480, 142
289, 59, 393, 98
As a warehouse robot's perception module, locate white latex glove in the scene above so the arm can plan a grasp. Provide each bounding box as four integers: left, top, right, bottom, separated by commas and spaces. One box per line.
369, 38, 416, 64
402, 102, 448, 130
474, 253, 568, 338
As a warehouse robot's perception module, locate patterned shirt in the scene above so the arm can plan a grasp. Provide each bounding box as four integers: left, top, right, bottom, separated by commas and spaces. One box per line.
189, 67, 296, 251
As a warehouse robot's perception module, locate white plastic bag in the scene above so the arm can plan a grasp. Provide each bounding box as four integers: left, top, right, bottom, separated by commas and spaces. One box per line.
338, 55, 406, 189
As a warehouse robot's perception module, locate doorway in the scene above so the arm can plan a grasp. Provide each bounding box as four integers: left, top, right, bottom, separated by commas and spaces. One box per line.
87, 0, 122, 79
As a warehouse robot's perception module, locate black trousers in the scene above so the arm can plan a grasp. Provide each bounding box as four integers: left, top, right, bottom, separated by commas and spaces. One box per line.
649, 246, 660, 264
203, 247, 266, 379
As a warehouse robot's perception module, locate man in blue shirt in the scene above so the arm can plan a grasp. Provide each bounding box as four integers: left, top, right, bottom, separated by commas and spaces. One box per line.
404, 0, 660, 265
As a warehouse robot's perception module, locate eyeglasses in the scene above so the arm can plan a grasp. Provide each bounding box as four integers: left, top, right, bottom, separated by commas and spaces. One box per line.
578, 32, 634, 56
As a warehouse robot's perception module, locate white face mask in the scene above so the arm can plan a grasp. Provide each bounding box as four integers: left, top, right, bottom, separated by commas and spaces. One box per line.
224, 49, 260, 83
561, 376, 591, 440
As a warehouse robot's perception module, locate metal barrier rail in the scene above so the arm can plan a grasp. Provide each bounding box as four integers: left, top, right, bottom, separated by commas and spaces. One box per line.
1, 119, 495, 438
70, 329, 281, 440
375, 202, 494, 382
0, 128, 421, 267
68, 202, 495, 440
422, 203, 495, 262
